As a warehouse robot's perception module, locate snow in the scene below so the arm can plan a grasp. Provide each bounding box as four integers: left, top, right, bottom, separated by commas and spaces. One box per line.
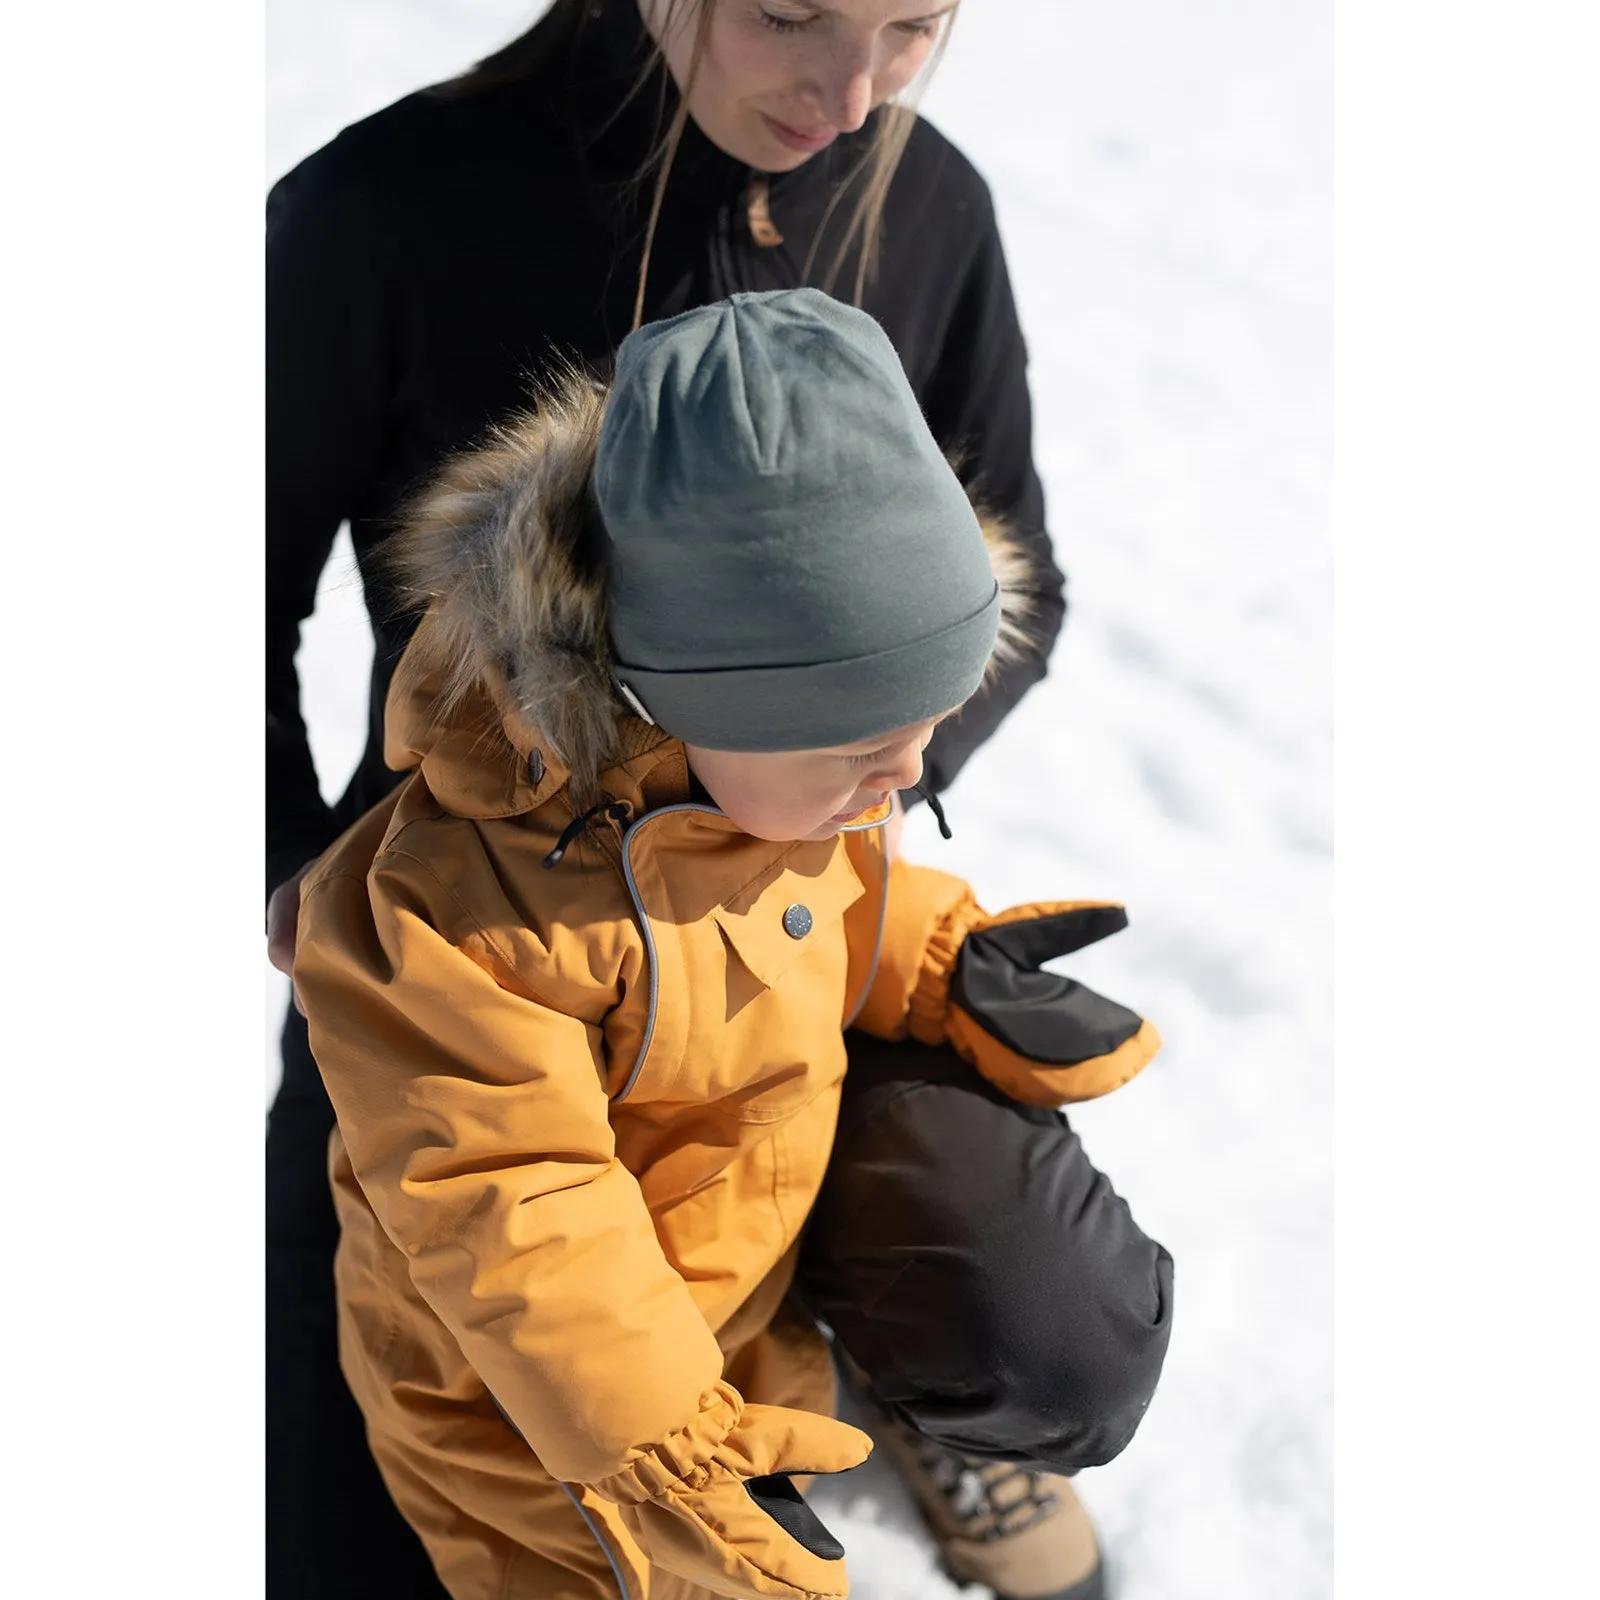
266, 3, 1333, 1595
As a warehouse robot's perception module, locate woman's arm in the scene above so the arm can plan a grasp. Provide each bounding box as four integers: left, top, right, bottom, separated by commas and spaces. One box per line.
916, 182, 1067, 796
265, 144, 393, 898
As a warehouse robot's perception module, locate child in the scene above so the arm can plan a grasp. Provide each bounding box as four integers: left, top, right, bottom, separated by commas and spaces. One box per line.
294, 288, 1162, 1600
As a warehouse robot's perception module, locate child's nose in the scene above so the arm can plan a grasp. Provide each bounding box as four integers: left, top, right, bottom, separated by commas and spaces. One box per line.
877, 743, 925, 795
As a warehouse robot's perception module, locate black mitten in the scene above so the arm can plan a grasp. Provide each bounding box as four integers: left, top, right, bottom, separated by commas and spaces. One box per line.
944, 902, 1160, 1107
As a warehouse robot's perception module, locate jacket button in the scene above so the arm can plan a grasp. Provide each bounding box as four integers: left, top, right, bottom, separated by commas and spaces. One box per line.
782, 903, 813, 939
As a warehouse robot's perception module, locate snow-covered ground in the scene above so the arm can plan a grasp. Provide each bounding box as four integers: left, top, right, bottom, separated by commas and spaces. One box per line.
267, 3, 1332, 1595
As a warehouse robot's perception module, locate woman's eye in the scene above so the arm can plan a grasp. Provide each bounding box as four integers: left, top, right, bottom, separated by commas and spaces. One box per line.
760, 8, 939, 41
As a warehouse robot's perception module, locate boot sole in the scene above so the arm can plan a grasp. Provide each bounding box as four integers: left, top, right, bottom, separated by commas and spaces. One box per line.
937, 1548, 1107, 1600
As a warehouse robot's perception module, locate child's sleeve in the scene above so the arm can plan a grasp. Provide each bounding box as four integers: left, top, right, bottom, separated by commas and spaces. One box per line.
295, 845, 871, 1600
843, 835, 1160, 1107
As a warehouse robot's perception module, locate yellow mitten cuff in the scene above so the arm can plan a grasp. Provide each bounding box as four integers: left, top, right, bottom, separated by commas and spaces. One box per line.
593, 1399, 872, 1600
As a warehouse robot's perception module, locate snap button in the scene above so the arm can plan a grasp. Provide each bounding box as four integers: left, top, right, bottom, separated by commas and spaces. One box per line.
782, 903, 813, 940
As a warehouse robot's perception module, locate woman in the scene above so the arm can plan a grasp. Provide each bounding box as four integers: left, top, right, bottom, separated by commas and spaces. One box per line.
267, 4, 1172, 1597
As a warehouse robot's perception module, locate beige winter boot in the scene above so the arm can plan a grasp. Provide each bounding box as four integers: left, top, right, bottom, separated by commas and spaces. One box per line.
872, 1416, 1105, 1600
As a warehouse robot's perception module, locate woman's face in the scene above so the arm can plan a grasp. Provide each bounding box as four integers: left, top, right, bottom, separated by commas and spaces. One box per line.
639, 0, 955, 172
684, 713, 950, 841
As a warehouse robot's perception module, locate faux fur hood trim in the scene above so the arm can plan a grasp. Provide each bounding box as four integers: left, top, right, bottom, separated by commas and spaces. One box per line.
384, 365, 1040, 807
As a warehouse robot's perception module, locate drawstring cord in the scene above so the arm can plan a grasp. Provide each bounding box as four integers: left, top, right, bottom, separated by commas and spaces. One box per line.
542, 800, 632, 870
544, 789, 941, 869
914, 781, 953, 840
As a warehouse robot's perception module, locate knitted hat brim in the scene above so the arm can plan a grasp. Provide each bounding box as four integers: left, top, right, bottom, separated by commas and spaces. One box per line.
615, 584, 1001, 752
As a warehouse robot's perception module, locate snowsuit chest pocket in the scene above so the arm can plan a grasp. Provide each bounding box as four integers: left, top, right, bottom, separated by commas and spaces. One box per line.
710, 848, 865, 1012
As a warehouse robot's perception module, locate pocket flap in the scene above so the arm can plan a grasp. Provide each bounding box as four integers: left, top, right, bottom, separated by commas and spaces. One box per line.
711, 845, 865, 991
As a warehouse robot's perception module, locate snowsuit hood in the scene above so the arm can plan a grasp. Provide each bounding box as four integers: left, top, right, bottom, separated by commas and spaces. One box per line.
380, 364, 1037, 817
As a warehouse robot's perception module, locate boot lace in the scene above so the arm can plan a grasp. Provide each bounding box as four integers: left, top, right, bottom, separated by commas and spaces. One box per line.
911, 1435, 1061, 1541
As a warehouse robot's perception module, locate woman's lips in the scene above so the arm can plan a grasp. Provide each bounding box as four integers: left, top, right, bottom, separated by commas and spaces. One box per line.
761, 113, 838, 154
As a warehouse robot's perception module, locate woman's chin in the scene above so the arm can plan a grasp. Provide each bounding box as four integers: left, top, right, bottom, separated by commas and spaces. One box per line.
722, 118, 817, 173
763, 142, 817, 172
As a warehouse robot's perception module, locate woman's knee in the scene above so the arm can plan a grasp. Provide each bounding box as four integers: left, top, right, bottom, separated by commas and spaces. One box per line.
805, 1052, 1175, 1464
974, 1229, 1174, 1466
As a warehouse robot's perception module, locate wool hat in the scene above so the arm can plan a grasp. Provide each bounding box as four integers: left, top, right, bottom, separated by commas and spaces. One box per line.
593, 288, 1000, 751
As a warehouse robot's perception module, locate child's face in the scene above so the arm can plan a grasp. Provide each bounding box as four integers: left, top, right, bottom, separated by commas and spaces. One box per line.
684, 712, 951, 841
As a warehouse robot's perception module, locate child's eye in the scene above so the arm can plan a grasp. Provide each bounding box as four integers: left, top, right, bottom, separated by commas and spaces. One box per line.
846, 745, 893, 768
896, 17, 942, 37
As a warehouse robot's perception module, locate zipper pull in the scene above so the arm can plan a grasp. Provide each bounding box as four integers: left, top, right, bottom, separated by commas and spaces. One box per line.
745, 174, 783, 247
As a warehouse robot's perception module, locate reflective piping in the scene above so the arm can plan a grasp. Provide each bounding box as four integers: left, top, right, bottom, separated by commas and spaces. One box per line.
614, 678, 657, 726
614, 802, 722, 1104
489, 1394, 635, 1600
844, 821, 890, 1029
560, 1482, 634, 1600
836, 809, 893, 834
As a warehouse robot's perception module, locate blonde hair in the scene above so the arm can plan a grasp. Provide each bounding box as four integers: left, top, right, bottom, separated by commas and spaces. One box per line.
447, 0, 957, 323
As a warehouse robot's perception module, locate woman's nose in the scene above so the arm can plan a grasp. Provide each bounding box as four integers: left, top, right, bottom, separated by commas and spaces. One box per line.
815, 45, 875, 131
830, 70, 873, 131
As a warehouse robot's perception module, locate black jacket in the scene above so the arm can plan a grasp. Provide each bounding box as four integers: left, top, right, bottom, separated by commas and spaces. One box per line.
267, 0, 1065, 896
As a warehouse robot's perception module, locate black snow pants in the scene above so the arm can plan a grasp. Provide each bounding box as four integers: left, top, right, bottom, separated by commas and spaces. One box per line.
266, 1007, 1173, 1599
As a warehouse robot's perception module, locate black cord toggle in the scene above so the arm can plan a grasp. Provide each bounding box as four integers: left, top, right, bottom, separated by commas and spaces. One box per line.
914, 781, 953, 840
542, 800, 632, 869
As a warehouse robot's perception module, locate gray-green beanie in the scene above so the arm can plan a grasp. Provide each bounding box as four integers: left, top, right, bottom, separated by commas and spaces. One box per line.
592, 289, 1000, 752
